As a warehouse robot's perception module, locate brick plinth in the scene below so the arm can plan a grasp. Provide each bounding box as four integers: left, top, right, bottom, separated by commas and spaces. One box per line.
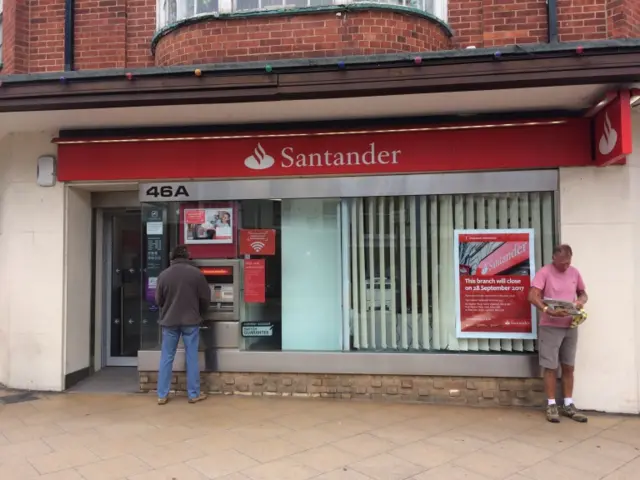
139, 372, 545, 407
153, 9, 452, 67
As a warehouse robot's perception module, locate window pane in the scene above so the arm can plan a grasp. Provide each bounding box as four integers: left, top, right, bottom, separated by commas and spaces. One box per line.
281, 198, 342, 351
347, 192, 555, 353
236, 0, 260, 10
240, 200, 282, 351
197, 0, 218, 13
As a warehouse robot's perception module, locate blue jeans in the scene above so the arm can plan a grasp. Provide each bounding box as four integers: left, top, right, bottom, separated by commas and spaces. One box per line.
157, 326, 200, 400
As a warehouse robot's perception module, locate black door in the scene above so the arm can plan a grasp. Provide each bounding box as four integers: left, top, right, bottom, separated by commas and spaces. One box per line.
109, 211, 142, 362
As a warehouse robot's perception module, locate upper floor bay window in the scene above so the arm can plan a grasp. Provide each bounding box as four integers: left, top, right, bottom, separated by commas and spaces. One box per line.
156, 0, 447, 30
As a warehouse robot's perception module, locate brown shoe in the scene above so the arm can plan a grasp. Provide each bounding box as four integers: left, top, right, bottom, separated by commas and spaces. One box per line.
158, 397, 169, 406
188, 393, 207, 404
546, 404, 560, 423
561, 403, 588, 423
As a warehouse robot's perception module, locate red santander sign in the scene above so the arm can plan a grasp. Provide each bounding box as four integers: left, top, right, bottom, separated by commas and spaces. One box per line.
477, 241, 529, 276
594, 90, 633, 166
55, 119, 592, 181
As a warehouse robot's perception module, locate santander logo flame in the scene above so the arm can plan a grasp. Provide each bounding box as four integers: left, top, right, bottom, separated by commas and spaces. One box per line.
244, 143, 275, 170
598, 112, 618, 156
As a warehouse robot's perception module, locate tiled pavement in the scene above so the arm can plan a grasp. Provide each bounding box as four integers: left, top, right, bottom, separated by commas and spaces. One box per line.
0, 390, 639, 480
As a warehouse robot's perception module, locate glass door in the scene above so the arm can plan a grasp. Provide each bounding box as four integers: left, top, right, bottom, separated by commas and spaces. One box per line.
106, 210, 143, 366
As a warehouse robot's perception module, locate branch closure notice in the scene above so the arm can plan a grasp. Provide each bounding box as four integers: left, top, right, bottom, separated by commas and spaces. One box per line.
454, 229, 537, 340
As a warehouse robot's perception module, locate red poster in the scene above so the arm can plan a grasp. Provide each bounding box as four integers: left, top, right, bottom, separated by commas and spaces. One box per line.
244, 259, 266, 303
179, 202, 237, 259
185, 209, 206, 224
455, 229, 536, 340
240, 229, 276, 256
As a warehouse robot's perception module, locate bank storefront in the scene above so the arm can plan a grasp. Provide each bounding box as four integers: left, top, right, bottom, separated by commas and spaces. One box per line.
52, 112, 613, 407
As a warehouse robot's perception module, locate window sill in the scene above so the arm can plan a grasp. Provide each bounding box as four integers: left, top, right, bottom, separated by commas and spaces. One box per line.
138, 349, 538, 377
151, 3, 453, 56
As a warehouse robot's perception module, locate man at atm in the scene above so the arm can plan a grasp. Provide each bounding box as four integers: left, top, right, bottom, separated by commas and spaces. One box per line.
155, 245, 210, 405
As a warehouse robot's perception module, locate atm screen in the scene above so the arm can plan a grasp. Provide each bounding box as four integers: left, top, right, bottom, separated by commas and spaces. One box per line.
200, 267, 232, 276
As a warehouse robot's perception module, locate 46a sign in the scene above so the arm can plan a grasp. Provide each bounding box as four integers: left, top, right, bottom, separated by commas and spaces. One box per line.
140, 184, 190, 200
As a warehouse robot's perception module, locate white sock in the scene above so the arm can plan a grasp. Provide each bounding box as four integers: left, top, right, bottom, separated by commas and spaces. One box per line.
548, 399, 556, 406
564, 398, 573, 406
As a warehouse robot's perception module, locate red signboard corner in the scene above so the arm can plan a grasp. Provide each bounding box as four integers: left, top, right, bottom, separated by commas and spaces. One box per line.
593, 90, 633, 167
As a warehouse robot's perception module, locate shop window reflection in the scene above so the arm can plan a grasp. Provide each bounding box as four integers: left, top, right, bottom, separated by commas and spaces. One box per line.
240, 200, 283, 351
346, 192, 555, 353
139, 192, 555, 356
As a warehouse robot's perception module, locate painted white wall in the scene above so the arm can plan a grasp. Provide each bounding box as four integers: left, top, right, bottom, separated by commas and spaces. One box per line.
64, 187, 92, 375
0, 132, 65, 391
559, 110, 640, 414
93, 211, 104, 371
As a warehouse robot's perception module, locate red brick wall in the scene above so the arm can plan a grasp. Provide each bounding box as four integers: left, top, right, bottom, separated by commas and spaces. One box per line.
448, 0, 483, 47
126, 0, 156, 68
449, 0, 550, 49
1, 0, 639, 74
154, 11, 452, 66
488, 0, 547, 47
449, 0, 614, 48
2, 0, 28, 73
558, 0, 607, 41
3, 0, 66, 73
607, 0, 640, 38
74, 0, 127, 70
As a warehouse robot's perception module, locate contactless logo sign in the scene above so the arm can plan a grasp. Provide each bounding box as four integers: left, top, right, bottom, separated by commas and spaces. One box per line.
240, 229, 276, 256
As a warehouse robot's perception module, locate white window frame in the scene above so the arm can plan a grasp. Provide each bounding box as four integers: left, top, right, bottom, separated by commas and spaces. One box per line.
156, 0, 447, 29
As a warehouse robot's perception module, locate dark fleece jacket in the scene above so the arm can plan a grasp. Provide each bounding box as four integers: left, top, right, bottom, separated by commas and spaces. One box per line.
155, 258, 210, 327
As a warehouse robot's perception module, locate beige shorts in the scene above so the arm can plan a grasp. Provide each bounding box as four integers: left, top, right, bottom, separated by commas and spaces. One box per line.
538, 326, 578, 370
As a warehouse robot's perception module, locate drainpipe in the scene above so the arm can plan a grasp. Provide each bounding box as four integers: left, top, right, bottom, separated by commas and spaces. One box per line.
64, 0, 75, 71
546, 0, 559, 43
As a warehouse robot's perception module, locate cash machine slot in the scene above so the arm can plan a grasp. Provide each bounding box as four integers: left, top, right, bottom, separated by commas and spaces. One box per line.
193, 259, 241, 371
199, 266, 236, 319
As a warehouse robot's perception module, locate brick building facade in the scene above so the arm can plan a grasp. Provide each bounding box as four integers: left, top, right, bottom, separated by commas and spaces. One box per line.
1, 0, 638, 74
0, 0, 639, 414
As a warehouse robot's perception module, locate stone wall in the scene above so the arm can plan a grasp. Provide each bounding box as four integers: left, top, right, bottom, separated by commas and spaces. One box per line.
139, 372, 545, 407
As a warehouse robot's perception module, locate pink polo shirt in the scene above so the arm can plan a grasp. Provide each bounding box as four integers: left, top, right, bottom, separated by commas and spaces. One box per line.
532, 265, 586, 328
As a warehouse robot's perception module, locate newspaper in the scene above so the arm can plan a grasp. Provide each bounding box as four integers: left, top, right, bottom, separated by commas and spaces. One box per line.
543, 298, 581, 316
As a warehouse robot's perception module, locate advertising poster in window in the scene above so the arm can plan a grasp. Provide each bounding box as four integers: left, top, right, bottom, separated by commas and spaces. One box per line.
183, 207, 234, 245
454, 229, 536, 340
244, 259, 266, 303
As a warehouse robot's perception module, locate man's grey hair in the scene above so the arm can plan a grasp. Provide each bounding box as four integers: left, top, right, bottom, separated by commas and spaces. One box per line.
552, 244, 573, 256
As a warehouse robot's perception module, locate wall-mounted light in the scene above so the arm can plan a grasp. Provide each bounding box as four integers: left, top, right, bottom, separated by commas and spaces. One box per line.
37, 155, 57, 187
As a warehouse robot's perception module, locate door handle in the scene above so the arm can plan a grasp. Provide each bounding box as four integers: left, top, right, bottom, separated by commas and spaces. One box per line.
114, 318, 121, 325
120, 287, 125, 355
128, 318, 134, 325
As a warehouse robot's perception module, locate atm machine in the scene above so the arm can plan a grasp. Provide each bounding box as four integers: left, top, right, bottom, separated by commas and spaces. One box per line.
193, 259, 242, 371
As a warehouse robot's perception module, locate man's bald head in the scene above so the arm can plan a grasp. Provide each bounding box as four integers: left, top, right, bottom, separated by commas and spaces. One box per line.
552, 244, 572, 272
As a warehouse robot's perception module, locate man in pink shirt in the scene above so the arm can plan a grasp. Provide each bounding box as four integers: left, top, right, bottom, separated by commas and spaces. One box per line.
528, 244, 588, 423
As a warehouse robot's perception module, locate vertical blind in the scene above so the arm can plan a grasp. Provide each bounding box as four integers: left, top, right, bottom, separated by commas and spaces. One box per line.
347, 193, 555, 353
